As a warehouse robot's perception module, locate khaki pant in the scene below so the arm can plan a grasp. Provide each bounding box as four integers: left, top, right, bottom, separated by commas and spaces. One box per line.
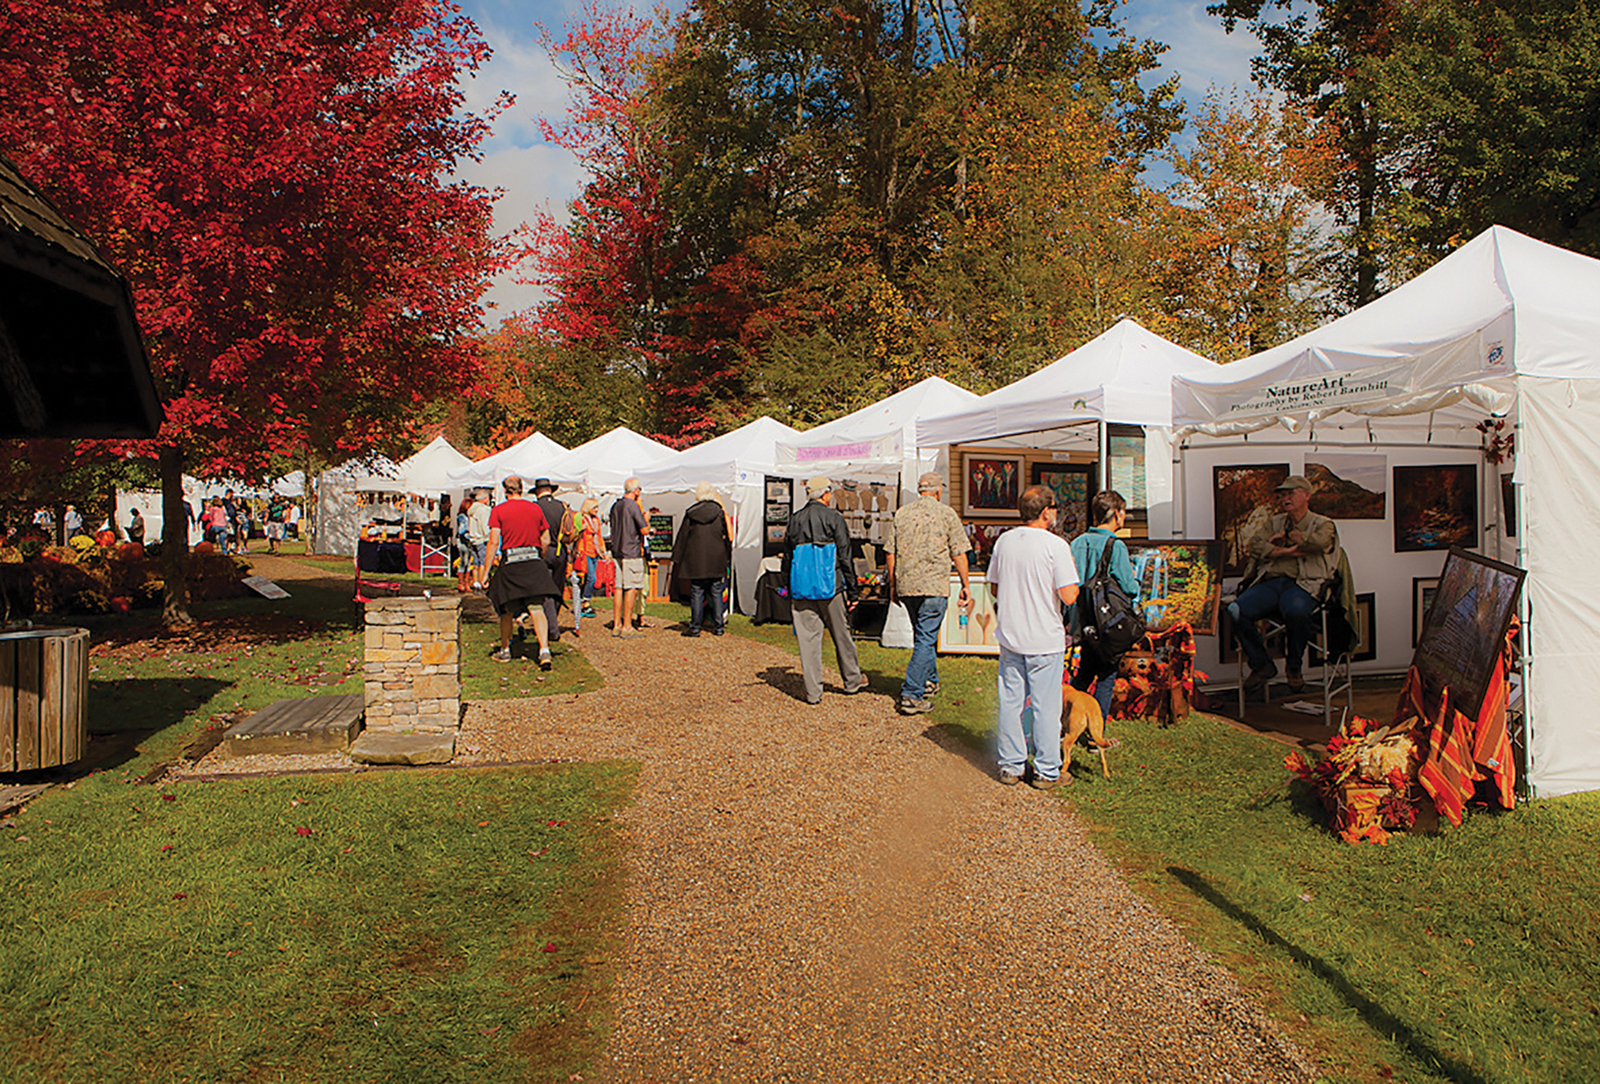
791, 595, 863, 704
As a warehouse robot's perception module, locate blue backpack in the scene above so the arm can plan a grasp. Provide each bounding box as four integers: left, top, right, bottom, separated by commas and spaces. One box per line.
789, 542, 837, 600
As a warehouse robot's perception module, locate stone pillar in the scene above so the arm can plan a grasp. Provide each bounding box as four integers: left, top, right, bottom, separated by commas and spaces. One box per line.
362, 596, 461, 740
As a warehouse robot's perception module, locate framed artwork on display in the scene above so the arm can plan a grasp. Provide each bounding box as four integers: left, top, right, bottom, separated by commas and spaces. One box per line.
964, 522, 1014, 572
937, 575, 999, 655
1393, 464, 1478, 552
1213, 463, 1290, 576
962, 453, 1024, 517
1413, 548, 1525, 718
1030, 462, 1095, 539
1306, 454, 1386, 519
1412, 577, 1440, 647
1124, 539, 1223, 635
1310, 592, 1376, 664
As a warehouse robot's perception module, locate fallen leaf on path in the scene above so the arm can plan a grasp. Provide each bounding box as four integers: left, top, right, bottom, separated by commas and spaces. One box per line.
295, 826, 314, 837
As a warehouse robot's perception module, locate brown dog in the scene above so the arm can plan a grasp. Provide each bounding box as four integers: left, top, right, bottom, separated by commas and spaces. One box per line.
1062, 684, 1115, 778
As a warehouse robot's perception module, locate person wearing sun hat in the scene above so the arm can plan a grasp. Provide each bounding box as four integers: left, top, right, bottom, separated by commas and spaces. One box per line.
1230, 473, 1340, 693
783, 475, 865, 705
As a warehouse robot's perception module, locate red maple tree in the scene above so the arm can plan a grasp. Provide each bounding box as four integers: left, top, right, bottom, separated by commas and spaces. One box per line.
0, 0, 504, 621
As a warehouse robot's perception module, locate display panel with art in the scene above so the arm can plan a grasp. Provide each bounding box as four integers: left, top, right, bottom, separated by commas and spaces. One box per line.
1107, 424, 1147, 514
1031, 462, 1094, 538
1125, 540, 1223, 635
962, 453, 1023, 517
937, 575, 999, 654
1393, 464, 1478, 551
1306, 454, 1386, 519
1413, 548, 1524, 717
1213, 463, 1289, 576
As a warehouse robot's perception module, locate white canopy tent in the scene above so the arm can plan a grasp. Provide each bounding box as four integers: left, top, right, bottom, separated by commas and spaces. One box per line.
1171, 225, 1600, 799
357, 435, 473, 495
916, 319, 1223, 536
516, 426, 680, 494
446, 431, 568, 491
772, 376, 981, 501
633, 415, 802, 613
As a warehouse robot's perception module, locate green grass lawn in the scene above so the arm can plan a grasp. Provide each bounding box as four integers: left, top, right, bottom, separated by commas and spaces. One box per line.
719, 602, 1600, 1084
1, 573, 628, 1082
0, 764, 632, 1084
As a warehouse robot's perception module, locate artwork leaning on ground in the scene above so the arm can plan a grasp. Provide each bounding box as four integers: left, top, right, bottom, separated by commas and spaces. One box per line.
1125, 540, 1223, 635
1393, 464, 1478, 552
962, 453, 1022, 517
1306, 453, 1386, 519
1413, 547, 1525, 719
936, 575, 998, 655
1213, 463, 1289, 576
1030, 462, 1094, 539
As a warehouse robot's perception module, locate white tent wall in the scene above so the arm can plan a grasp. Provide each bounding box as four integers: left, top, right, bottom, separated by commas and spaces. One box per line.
1177, 429, 1494, 682
1516, 377, 1600, 798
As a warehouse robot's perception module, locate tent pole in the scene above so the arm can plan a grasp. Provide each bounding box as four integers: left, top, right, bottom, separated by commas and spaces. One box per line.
1173, 437, 1186, 540
1097, 420, 1108, 491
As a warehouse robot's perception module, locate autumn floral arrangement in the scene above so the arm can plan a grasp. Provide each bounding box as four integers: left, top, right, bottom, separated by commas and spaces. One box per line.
1285, 715, 1423, 845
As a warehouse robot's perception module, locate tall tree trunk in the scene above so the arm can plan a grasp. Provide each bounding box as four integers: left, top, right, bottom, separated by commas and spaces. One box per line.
159, 444, 193, 626
104, 488, 122, 541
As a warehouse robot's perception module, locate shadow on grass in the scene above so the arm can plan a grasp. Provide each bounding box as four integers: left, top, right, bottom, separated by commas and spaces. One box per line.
1167, 866, 1490, 1084
89, 675, 233, 735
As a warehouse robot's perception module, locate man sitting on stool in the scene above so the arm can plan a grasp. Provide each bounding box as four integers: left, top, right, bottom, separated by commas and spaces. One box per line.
1230, 474, 1340, 693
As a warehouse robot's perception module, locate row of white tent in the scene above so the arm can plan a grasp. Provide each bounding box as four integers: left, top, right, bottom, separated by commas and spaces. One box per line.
308, 224, 1596, 798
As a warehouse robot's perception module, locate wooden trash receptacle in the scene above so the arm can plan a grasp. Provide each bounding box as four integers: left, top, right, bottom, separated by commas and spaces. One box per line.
0, 627, 90, 771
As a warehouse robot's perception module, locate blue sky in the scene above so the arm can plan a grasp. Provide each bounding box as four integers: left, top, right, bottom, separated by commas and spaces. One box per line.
454, 0, 1262, 319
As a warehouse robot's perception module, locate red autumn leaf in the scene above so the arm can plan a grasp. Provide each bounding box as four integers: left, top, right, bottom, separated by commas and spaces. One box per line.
477, 821, 489, 827
542, 942, 557, 953
295, 826, 313, 837
173, 893, 188, 900
161, 844, 173, 852
161, 794, 176, 803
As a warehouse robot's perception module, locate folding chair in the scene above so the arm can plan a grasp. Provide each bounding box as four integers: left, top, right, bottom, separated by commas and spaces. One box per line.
1232, 568, 1354, 728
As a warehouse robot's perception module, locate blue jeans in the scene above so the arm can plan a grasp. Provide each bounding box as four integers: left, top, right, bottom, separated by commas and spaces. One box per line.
997, 648, 1065, 781
689, 578, 725, 632
899, 595, 947, 702
1072, 646, 1118, 723
1230, 576, 1318, 674
580, 556, 598, 603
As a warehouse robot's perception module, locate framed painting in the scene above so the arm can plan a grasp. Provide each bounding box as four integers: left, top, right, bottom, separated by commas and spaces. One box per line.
1413, 548, 1525, 718
1125, 539, 1223, 635
1311, 592, 1376, 664
937, 575, 999, 655
1031, 462, 1095, 539
1393, 464, 1478, 552
1412, 577, 1440, 647
962, 453, 1024, 517
1213, 463, 1290, 576
963, 522, 1014, 572
1306, 454, 1386, 519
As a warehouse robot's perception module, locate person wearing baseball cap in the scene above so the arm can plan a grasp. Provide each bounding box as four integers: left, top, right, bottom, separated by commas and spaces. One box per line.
1229, 473, 1340, 693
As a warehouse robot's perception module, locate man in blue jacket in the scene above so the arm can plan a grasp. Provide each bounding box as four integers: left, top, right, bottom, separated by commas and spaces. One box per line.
1069, 490, 1139, 723
783, 476, 866, 705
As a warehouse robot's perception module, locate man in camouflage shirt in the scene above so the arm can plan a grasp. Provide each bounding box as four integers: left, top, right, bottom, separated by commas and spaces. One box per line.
886, 471, 972, 715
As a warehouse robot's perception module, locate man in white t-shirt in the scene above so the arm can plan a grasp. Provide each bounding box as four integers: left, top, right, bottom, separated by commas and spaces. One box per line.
986, 485, 1081, 789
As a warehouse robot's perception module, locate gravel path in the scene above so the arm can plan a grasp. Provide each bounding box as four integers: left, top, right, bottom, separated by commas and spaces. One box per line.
461, 623, 1320, 1083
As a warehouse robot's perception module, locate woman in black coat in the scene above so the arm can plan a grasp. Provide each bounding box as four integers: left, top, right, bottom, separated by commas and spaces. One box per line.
672, 482, 733, 636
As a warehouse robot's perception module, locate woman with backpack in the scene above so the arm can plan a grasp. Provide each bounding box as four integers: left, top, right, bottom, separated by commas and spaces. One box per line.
1069, 490, 1141, 725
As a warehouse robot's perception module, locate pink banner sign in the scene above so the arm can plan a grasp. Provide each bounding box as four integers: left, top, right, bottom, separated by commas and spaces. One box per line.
797, 441, 873, 462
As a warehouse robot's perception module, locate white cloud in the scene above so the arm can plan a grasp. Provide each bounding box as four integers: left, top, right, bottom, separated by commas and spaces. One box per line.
1128, 0, 1262, 99
460, 142, 586, 319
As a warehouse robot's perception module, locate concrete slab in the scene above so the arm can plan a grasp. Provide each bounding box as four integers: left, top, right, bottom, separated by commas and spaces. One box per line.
350, 731, 455, 766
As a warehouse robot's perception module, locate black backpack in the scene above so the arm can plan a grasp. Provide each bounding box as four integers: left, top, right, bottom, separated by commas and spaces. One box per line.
1078, 535, 1146, 659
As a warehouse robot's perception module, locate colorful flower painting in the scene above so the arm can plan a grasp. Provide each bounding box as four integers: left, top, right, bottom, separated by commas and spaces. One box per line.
962, 454, 1023, 517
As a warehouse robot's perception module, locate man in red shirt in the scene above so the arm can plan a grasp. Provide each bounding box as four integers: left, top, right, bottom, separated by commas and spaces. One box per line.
485, 475, 559, 668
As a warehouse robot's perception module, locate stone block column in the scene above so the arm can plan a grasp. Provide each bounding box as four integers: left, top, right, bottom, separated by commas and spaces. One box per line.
362, 596, 462, 738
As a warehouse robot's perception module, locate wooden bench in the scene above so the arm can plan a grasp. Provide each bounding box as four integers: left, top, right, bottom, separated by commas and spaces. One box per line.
223, 694, 364, 758
0, 627, 90, 772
